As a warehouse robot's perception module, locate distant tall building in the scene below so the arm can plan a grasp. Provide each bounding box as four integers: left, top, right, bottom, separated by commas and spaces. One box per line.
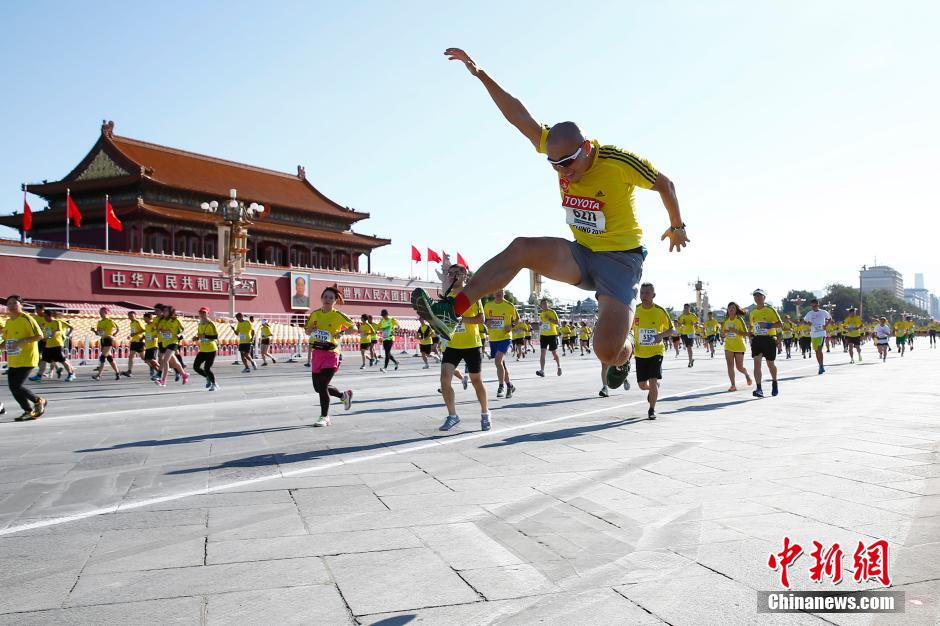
860, 265, 903, 298
930, 294, 939, 319
904, 288, 929, 312
915, 273, 925, 289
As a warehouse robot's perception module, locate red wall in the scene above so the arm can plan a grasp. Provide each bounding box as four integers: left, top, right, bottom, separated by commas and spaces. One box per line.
0, 253, 419, 318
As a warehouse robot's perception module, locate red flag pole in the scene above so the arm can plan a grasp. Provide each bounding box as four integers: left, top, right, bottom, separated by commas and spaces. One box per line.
66, 188, 71, 250
22, 184, 26, 243
105, 194, 109, 251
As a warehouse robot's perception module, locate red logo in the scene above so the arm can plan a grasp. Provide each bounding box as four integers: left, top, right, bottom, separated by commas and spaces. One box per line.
767, 537, 891, 589
562, 194, 604, 211
559, 177, 570, 192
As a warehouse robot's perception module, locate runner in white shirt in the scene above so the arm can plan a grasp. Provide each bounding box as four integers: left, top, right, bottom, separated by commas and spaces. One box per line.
803, 299, 832, 375
873, 317, 891, 362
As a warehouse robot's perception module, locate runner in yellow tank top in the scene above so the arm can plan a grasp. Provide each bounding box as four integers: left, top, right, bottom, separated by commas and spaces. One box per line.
410, 47, 689, 394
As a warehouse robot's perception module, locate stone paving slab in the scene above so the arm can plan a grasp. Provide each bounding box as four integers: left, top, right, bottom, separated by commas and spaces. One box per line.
0, 347, 937, 623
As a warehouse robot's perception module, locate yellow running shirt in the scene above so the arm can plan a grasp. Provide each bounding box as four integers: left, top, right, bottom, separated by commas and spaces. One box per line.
722, 317, 748, 353
96, 318, 118, 338
448, 298, 484, 350
158, 317, 184, 347
129, 319, 145, 343
704, 320, 719, 336
197, 320, 219, 353
144, 321, 159, 350
41, 319, 69, 348
306, 309, 354, 352
4, 314, 42, 368
538, 126, 658, 252
539, 309, 560, 337
418, 322, 435, 346
579, 326, 592, 341
483, 300, 519, 342
749, 306, 781, 337
357, 322, 374, 345
843, 315, 863, 338
677, 313, 697, 337
633, 304, 672, 358
235, 320, 254, 344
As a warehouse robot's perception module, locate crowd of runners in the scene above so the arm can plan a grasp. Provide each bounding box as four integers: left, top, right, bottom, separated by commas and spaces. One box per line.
2, 289, 936, 426
2, 47, 938, 428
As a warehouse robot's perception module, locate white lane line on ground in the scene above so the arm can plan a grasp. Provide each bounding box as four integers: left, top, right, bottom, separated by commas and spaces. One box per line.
0, 361, 826, 537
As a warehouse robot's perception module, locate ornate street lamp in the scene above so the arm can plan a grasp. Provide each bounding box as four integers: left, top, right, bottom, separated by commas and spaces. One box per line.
200, 189, 263, 316
788, 296, 806, 317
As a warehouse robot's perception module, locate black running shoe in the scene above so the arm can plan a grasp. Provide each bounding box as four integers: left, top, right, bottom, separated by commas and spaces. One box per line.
753, 387, 764, 398
647, 408, 656, 420
771, 381, 779, 397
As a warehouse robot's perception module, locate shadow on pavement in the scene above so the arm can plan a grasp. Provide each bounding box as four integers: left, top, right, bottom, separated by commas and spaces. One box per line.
75, 426, 309, 452
480, 417, 648, 448
164, 431, 467, 475
669, 398, 753, 413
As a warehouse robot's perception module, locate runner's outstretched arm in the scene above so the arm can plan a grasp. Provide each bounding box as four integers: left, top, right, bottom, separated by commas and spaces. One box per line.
654, 173, 690, 252
445, 48, 541, 148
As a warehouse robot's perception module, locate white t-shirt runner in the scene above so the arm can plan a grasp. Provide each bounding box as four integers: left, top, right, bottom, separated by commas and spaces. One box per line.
803, 310, 832, 338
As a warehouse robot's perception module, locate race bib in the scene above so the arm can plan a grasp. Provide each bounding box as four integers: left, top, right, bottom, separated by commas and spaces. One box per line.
311, 329, 331, 343
455, 322, 466, 333
726, 331, 737, 338
847, 325, 856, 330
564, 205, 606, 235
812, 324, 824, 333
383, 328, 393, 339
686, 333, 695, 339
488, 317, 504, 330
5, 339, 20, 356
44, 328, 53, 338
145, 333, 153, 342
160, 330, 172, 340
639, 328, 657, 346
540, 322, 551, 332
753, 323, 769, 336
239, 332, 248, 341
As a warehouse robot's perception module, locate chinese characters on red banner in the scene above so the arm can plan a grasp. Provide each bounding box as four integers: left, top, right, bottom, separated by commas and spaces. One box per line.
101, 267, 257, 296
337, 284, 410, 304
768, 537, 891, 589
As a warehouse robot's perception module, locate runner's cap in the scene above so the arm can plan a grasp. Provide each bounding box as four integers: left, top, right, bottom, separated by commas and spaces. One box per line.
752, 288, 767, 297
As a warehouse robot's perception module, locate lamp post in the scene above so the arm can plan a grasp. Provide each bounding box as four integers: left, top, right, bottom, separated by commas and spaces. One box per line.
200, 189, 264, 317
859, 265, 867, 320
885, 308, 897, 323
788, 296, 806, 318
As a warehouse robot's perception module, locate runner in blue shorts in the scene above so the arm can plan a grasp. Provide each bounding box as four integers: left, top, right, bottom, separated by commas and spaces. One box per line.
484, 289, 519, 398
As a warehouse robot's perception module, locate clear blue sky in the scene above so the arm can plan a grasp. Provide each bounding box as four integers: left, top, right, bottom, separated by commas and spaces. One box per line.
2, 0, 938, 311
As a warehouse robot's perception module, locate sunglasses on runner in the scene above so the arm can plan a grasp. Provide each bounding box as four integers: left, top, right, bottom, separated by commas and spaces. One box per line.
547, 144, 584, 169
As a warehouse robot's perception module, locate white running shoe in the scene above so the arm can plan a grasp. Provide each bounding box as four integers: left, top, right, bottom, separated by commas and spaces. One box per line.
313, 415, 331, 427
462, 375, 469, 390
342, 390, 353, 411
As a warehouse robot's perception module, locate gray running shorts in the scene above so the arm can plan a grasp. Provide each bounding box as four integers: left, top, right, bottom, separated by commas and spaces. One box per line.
567, 240, 645, 308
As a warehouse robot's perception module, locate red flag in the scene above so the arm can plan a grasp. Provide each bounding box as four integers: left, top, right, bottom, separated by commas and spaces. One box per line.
427, 248, 442, 263
67, 194, 83, 228
410, 245, 422, 262
457, 252, 469, 268
105, 197, 123, 231
23, 196, 32, 232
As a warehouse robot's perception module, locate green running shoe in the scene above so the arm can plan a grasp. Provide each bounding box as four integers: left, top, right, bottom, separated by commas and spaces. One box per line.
411, 288, 459, 341
605, 362, 632, 390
